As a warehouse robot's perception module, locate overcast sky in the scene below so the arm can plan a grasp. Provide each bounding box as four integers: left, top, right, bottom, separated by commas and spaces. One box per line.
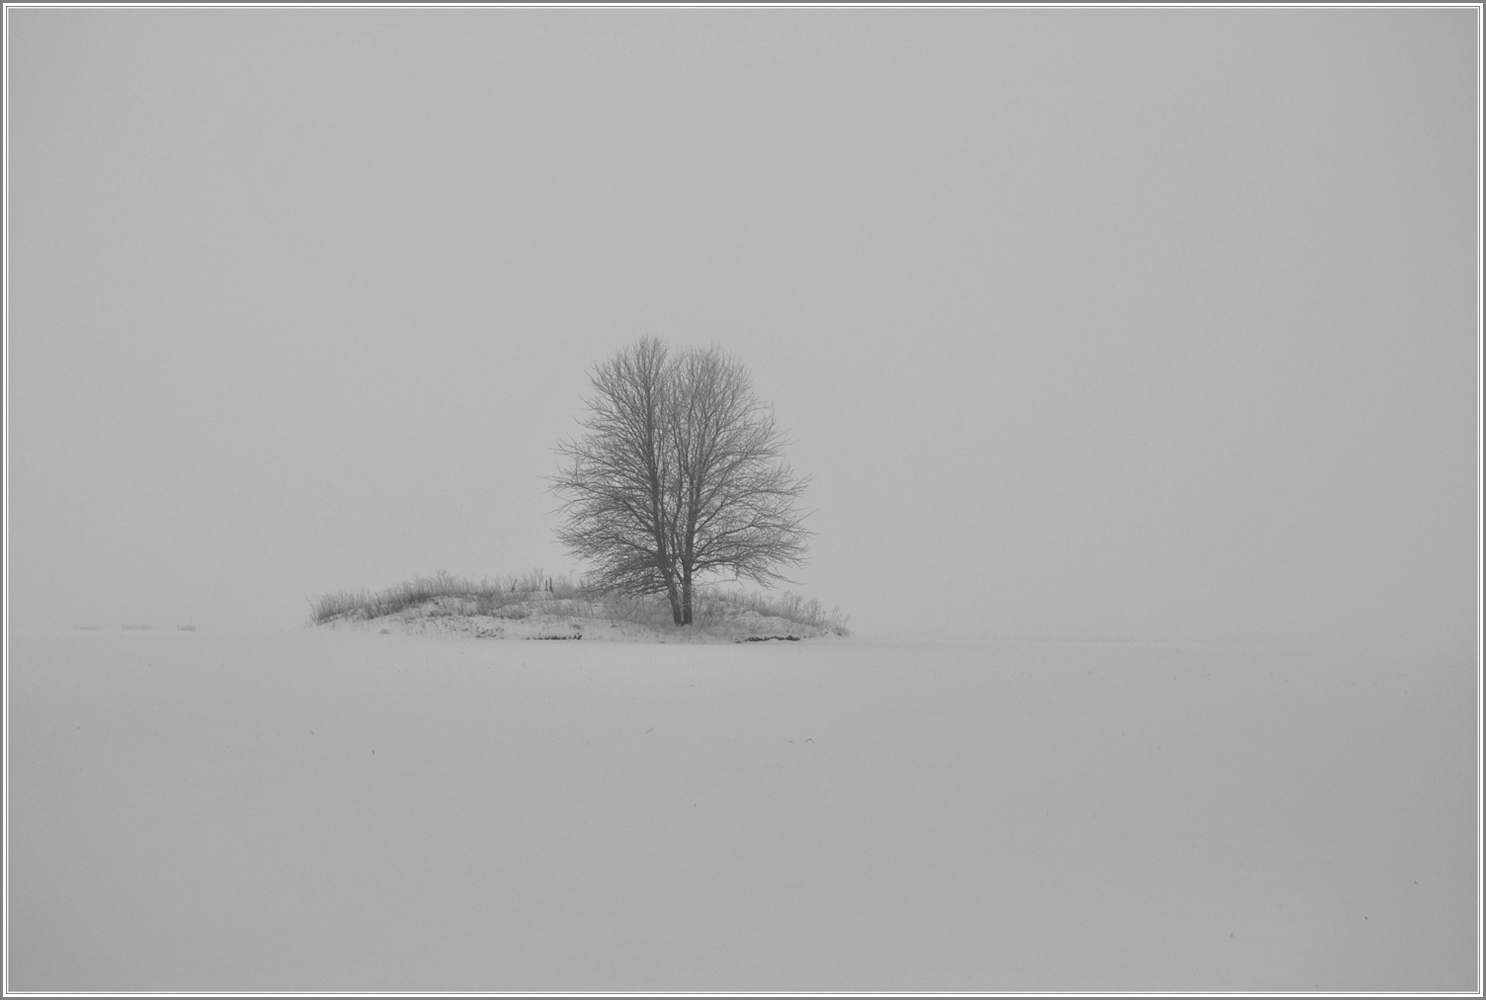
6, 8, 1478, 644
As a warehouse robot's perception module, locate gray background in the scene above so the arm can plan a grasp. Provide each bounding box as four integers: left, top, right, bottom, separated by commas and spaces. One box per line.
7, 8, 1478, 643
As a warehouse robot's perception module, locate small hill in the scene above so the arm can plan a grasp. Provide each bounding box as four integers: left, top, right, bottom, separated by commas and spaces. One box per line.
310, 573, 850, 643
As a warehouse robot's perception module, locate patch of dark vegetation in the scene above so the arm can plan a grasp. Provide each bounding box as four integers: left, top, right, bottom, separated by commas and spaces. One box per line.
527, 634, 583, 641
310, 571, 850, 638
592, 590, 849, 637
738, 635, 802, 642
308, 569, 582, 624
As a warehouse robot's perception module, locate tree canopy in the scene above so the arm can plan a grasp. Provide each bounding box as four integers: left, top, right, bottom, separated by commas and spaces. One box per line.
551, 338, 811, 625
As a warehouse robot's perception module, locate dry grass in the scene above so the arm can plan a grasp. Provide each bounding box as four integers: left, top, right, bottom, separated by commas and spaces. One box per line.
697, 587, 852, 636
309, 572, 849, 636
308, 569, 581, 625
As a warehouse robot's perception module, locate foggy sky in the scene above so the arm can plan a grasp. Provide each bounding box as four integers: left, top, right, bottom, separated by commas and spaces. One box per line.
6, 8, 1479, 644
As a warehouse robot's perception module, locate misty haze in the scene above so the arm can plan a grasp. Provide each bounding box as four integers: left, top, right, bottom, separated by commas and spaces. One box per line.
5, 7, 1479, 992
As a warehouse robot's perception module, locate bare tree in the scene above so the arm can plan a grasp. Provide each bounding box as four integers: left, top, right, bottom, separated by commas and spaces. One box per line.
552, 338, 811, 626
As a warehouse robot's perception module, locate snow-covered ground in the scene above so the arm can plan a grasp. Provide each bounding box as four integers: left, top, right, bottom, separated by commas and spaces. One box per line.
315, 593, 845, 643
6, 629, 1477, 992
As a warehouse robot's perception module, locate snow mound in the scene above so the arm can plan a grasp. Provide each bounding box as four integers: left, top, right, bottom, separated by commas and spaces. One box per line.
315, 595, 842, 643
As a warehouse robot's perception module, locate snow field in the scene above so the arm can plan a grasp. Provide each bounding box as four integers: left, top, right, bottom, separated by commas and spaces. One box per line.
6, 630, 1477, 991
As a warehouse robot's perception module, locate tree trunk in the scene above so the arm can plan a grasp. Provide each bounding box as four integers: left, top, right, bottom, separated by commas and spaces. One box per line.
665, 576, 684, 625
681, 493, 698, 626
